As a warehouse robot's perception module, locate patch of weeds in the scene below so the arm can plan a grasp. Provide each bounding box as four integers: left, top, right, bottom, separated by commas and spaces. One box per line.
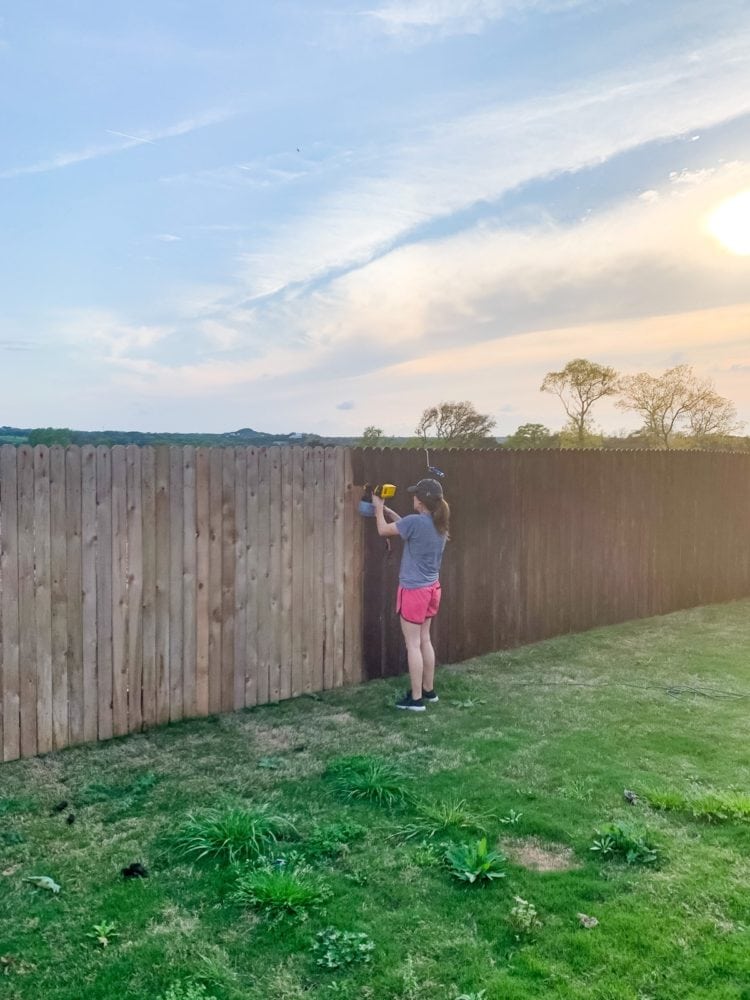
591, 822, 659, 866
79, 771, 159, 807
302, 821, 366, 860
508, 896, 542, 939
450, 699, 486, 709
499, 809, 523, 826
0, 830, 25, 846
0, 798, 34, 817
158, 983, 218, 1000
0, 955, 37, 976
445, 837, 507, 884
231, 860, 332, 921
393, 955, 437, 1000
397, 797, 492, 841
86, 922, 118, 948
169, 805, 296, 865
312, 927, 375, 970
325, 755, 412, 807
645, 787, 750, 822
258, 756, 285, 770
454, 992, 487, 1000
411, 839, 450, 868
557, 779, 595, 802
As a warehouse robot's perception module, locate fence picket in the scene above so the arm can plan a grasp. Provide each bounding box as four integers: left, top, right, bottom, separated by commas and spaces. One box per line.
291, 448, 305, 697
183, 446, 196, 718
256, 448, 271, 706
81, 446, 98, 742
195, 448, 210, 716
169, 447, 184, 722
233, 448, 247, 711
220, 448, 235, 713
140, 448, 157, 727
154, 447, 171, 725
208, 448, 223, 715
33, 447, 53, 755
65, 447, 83, 746
126, 446, 144, 732
1, 446, 21, 760
280, 448, 294, 702
245, 448, 259, 707
50, 446, 69, 750
111, 446, 128, 737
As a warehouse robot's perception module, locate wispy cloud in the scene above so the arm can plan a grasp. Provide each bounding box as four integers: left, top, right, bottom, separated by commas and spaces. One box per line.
105, 129, 156, 145
0, 108, 237, 179
0, 339, 37, 352
234, 29, 750, 302
155, 233, 182, 242
87, 159, 750, 415
365, 0, 593, 39
57, 310, 173, 358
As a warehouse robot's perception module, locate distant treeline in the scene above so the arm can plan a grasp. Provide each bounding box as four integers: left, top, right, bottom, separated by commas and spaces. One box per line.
3, 425, 750, 452
0, 426, 361, 448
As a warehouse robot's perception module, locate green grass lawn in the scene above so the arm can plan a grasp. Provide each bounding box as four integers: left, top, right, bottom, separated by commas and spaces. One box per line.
1, 601, 749, 1000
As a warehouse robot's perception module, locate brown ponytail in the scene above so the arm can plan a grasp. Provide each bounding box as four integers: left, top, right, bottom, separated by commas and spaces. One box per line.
423, 495, 450, 538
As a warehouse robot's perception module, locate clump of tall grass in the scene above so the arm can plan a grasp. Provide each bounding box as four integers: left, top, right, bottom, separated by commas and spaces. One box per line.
231, 860, 331, 921
325, 755, 412, 807
396, 797, 492, 841
169, 805, 296, 865
645, 788, 750, 822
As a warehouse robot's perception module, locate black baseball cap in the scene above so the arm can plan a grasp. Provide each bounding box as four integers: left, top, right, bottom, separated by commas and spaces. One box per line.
407, 478, 443, 500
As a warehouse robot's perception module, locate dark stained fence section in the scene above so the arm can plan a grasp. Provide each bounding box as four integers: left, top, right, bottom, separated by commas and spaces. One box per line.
351, 447, 750, 681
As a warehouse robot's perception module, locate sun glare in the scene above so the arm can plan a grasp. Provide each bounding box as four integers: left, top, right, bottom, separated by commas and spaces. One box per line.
708, 190, 750, 255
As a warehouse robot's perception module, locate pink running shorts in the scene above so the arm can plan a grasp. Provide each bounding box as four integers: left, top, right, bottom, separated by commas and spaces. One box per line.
396, 581, 442, 624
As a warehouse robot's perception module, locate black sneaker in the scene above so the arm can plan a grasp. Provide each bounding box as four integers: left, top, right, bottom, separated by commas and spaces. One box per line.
408, 688, 438, 703
396, 694, 426, 712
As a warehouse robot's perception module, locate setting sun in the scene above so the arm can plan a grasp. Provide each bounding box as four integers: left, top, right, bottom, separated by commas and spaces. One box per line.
708, 190, 750, 255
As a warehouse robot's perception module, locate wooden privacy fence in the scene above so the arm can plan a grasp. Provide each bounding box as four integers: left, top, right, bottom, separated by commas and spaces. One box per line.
2, 444, 750, 763
352, 448, 750, 681
0, 444, 363, 762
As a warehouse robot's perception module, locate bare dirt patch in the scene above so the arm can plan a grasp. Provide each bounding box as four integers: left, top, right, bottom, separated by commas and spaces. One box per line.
321, 711, 356, 726
501, 836, 581, 872
246, 724, 300, 752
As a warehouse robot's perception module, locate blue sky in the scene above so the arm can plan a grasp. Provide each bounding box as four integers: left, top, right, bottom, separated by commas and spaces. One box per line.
2, 0, 750, 436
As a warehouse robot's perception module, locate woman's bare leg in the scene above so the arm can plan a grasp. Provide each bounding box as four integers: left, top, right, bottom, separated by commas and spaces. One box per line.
420, 618, 435, 692
400, 617, 424, 699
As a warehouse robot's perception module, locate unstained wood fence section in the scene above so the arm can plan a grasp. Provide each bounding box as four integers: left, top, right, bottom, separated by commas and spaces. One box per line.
2, 445, 750, 763
0, 445, 362, 762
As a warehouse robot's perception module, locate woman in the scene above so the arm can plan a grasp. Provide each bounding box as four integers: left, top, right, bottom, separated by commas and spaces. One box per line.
371, 478, 450, 711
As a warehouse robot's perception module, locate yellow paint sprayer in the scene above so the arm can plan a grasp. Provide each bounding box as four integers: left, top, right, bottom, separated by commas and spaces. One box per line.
359, 483, 396, 517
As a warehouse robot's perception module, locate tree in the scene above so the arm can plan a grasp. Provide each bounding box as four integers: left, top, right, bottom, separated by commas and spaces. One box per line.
359, 425, 385, 446
540, 359, 620, 446
27, 427, 73, 447
617, 364, 742, 448
503, 423, 557, 449
685, 388, 742, 441
415, 401, 496, 448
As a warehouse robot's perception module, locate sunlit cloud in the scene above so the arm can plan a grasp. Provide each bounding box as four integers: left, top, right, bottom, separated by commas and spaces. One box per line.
236, 29, 750, 301
86, 159, 750, 431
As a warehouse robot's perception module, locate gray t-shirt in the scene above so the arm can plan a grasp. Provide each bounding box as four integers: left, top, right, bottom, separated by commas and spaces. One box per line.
395, 513, 447, 589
